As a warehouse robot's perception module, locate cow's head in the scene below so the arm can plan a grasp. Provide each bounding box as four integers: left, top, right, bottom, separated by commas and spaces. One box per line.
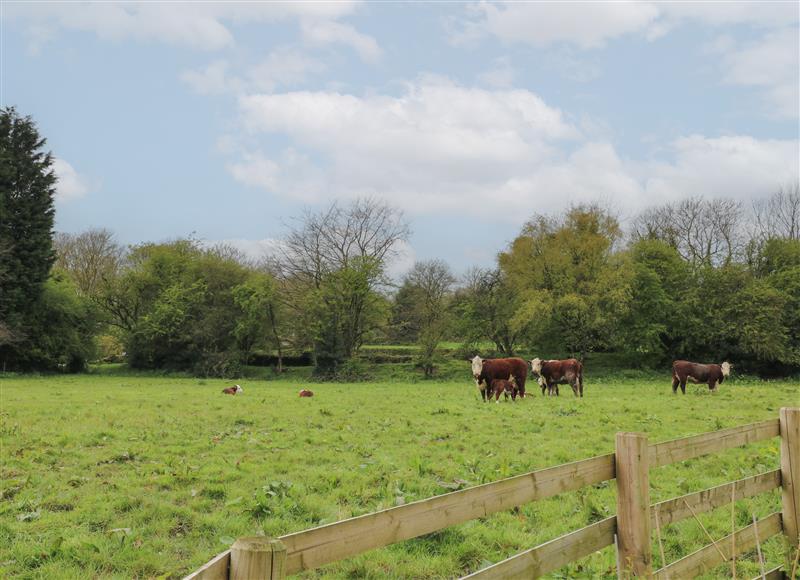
471, 355, 484, 383
721, 362, 731, 377
235, 384, 244, 394
530, 358, 543, 375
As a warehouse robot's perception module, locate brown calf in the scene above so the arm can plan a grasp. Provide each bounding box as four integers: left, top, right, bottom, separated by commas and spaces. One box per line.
298, 389, 314, 397
672, 360, 731, 394
491, 378, 519, 402
222, 385, 243, 395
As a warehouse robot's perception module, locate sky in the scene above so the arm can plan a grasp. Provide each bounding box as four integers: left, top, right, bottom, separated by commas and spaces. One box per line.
3, 1, 799, 276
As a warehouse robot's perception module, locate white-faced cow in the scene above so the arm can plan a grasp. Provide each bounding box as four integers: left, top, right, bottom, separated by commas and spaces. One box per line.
471, 356, 528, 401
672, 360, 731, 394
530, 358, 584, 397
222, 384, 243, 395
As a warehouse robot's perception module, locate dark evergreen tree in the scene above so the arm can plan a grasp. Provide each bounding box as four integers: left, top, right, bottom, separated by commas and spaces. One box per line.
0, 107, 57, 366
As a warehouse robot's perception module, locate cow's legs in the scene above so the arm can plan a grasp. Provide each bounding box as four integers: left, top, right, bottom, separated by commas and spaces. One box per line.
672, 375, 680, 394
708, 380, 717, 392
570, 380, 579, 397
680, 379, 687, 395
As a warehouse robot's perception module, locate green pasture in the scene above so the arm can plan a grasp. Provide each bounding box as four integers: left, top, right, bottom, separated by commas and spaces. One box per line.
1, 372, 798, 579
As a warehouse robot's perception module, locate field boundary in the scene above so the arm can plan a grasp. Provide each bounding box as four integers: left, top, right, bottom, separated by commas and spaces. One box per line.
185, 408, 799, 579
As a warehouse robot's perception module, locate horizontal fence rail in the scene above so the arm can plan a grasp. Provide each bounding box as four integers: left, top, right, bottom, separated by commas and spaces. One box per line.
654, 512, 783, 579
186, 409, 799, 580
461, 468, 784, 579
648, 419, 780, 468
279, 453, 615, 574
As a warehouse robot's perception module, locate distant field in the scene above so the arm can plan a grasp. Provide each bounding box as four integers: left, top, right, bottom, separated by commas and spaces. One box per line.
1, 372, 797, 579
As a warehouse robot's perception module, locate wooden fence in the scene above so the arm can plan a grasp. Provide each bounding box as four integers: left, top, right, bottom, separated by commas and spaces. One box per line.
186, 407, 800, 579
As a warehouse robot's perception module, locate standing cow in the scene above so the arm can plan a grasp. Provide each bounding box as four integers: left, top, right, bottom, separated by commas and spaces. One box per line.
471, 356, 528, 401
530, 358, 584, 398
672, 360, 730, 394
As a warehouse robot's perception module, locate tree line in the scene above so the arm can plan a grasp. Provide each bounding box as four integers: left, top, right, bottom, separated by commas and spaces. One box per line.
2, 107, 798, 377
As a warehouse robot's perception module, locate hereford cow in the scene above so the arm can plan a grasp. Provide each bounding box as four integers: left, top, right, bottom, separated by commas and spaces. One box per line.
222, 385, 243, 395
491, 377, 519, 403
531, 358, 584, 397
298, 389, 314, 397
672, 360, 731, 394
471, 356, 528, 401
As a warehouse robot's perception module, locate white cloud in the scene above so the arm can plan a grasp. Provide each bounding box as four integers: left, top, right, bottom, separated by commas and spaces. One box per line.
180, 60, 242, 95
205, 237, 283, 262
642, 135, 800, 203
181, 49, 324, 96
52, 158, 90, 201
453, 1, 798, 49
455, 2, 660, 49
719, 28, 799, 119
225, 78, 799, 220
247, 48, 326, 92
477, 57, 516, 88
8, 2, 367, 52
300, 20, 382, 62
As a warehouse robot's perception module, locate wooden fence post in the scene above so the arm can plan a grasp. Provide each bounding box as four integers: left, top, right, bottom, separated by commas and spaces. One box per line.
615, 432, 652, 577
230, 537, 286, 580
780, 407, 800, 546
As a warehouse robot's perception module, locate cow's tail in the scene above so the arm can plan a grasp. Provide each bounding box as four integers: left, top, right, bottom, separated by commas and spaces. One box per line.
579, 363, 584, 392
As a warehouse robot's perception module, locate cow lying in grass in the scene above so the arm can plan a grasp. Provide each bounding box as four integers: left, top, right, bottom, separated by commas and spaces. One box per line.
471, 356, 528, 401
299, 389, 314, 397
491, 377, 519, 402
530, 358, 584, 397
222, 385, 243, 395
672, 360, 730, 394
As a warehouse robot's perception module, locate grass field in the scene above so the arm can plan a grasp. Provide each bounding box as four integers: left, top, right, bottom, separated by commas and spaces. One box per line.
1, 370, 798, 579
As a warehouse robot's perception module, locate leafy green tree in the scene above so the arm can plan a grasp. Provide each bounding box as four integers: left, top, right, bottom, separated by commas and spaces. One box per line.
455, 267, 522, 355
232, 271, 285, 370
619, 239, 689, 362
498, 204, 629, 358
110, 240, 252, 376
0, 107, 57, 368
14, 274, 97, 371
398, 260, 455, 377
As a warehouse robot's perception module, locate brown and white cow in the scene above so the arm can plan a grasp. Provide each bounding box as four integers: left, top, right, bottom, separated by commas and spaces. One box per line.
671, 360, 730, 394
222, 384, 243, 395
491, 377, 519, 403
298, 389, 314, 398
530, 358, 584, 397
471, 356, 528, 401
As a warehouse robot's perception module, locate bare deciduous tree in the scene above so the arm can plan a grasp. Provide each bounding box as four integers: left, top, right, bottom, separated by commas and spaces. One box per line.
632, 197, 743, 267
404, 260, 455, 377
274, 198, 410, 371
275, 197, 410, 287
54, 228, 124, 296
753, 182, 800, 241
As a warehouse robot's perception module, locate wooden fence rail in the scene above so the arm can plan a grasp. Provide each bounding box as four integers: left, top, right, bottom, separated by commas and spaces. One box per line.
186, 408, 799, 580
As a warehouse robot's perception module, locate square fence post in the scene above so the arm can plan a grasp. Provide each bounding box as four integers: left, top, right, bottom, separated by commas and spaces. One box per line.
615, 432, 653, 577
780, 407, 800, 547
230, 537, 286, 580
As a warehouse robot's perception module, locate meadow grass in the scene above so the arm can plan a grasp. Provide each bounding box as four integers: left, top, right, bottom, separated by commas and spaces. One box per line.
1, 371, 798, 579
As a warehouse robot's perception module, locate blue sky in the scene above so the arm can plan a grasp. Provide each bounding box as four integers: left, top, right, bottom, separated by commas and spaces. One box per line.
3, 1, 799, 275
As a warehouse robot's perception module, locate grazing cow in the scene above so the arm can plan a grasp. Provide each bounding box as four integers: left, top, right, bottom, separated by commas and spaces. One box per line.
491, 377, 519, 403
471, 356, 528, 401
531, 358, 584, 398
672, 360, 730, 394
298, 389, 314, 397
222, 385, 243, 395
